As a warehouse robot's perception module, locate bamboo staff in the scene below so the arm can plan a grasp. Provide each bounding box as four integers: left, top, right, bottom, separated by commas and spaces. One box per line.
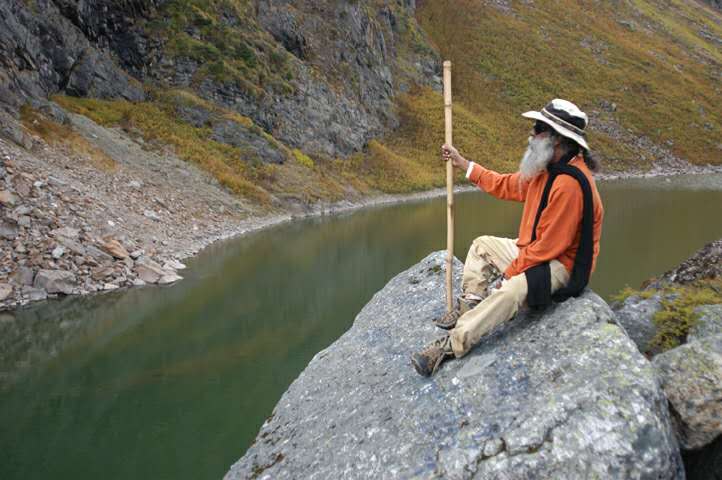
443, 61, 454, 313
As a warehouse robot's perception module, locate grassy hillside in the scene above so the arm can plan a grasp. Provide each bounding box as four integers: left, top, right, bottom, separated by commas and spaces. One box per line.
370, 0, 722, 181
51, 0, 722, 208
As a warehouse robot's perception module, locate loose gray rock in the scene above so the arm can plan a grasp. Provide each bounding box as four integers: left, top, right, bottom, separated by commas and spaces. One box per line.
613, 294, 663, 352
0, 219, 19, 240
0, 283, 12, 301
688, 304, 722, 342
12, 267, 35, 286
134, 257, 167, 284
0, 189, 15, 206
226, 251, 683, 480
653, 335, 722, 450
33, 269, 76, 295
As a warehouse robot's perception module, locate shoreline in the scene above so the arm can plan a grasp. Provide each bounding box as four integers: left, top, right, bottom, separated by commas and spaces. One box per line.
2, 135, 722, 313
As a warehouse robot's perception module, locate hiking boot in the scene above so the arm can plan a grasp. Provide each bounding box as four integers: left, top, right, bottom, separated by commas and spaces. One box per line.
411, 335, 454, 377
433, 296, 480, 330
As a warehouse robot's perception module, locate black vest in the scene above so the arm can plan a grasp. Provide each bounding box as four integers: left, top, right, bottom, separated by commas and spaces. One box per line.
525, 153, 595, 309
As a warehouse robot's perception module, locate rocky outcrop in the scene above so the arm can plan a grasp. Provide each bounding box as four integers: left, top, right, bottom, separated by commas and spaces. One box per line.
226, 251, 683, 479
654, 335, 722, 450
0, 0, 440, 160
661, 239, 722, 285
0, 0, 148, 108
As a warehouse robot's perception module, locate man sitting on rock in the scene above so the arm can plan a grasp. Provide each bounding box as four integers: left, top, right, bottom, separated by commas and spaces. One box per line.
412, 99, 605, 377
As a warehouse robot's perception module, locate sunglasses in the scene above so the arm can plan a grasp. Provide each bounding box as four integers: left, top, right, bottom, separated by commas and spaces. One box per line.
533, 122, 551, 135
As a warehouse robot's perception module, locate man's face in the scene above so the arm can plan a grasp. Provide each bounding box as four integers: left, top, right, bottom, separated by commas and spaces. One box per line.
519, 127, 555, 181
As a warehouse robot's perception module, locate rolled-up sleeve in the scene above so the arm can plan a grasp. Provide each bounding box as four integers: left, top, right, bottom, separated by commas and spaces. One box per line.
468, 163, 528, 202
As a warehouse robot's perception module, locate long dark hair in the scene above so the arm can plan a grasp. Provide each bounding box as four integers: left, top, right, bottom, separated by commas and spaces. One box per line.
554, 133, 599, 172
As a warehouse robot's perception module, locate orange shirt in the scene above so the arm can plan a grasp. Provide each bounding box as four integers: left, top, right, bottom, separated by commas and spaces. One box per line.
468, 155, 604, 279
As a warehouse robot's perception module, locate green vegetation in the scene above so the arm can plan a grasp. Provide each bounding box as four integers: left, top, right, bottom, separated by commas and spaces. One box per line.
613, 278, 722, 353
42, 1, 722, 204
610, 285, 657, 303
19, 105, 117, 171
292, 149, 314, 169
365, 0, 721, 181
53, 93, 273, 204
53, 90, 350, 207
145, 0, 295, 95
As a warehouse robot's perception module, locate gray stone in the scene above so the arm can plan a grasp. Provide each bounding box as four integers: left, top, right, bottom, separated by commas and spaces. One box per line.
21, 286, 47, 302
0, 219, 19, 240
51, 246, 65, 259
688, 304, 722, 342
654, 335, 722, 450
143, 210, 161, 221
0, 189, 15, 206
226, 252, 683, 480
0, 283, 12, 301
158, 273, 183, 285
163, 260, 186, 271
85, 245, 113, 262
51, 227, 80, 239
56, 236, 86, 256
12, 267, 35, 286
210, 120, 286, 165
134, 257, 167, 284
33, 269, 76, 295
613, 294, 663, 352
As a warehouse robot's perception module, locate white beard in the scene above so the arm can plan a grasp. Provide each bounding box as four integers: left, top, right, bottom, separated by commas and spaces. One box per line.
519, 135, 554, 181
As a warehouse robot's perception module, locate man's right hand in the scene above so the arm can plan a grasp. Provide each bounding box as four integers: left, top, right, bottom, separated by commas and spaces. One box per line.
441, 144, 470, 172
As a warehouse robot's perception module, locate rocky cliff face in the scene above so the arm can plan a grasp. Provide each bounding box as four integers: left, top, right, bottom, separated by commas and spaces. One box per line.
227, 252, 683, 479
0, 0, 440, 158
0, 0, 149, 105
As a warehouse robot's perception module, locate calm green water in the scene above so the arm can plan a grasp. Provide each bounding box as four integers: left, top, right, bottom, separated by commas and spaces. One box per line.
1, 175, 721, 480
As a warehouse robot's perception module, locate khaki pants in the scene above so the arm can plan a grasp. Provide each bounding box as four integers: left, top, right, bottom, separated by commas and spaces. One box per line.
450, 236, 570, 358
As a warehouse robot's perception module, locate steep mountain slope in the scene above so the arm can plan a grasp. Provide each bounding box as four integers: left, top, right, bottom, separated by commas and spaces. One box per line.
0, 0, 720, 207
370, 0, 722, 179
1, 0, 441, 204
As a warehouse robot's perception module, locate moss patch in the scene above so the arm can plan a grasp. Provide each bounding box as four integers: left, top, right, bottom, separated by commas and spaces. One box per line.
616, 278, 722, 353
649, 279, 722, 352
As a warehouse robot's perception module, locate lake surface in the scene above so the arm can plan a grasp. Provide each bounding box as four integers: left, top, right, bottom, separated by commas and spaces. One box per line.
1, 174, 722, 480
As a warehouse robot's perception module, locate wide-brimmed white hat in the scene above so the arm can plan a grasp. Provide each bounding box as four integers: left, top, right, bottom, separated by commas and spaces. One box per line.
522, 99, 590, 150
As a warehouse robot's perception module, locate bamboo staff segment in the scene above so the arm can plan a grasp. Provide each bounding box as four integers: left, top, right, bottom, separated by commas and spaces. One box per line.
443, 61, 454, 313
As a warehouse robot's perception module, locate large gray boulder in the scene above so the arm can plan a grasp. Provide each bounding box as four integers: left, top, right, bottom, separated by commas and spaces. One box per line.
653, 335, 722, 450
226, 251, 683, 479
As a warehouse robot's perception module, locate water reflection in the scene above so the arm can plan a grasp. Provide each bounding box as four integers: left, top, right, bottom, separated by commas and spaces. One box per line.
1, 174, 721, 480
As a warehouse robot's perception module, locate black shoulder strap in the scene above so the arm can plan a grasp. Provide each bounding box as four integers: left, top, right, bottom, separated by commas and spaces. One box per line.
525, 154, 595, 308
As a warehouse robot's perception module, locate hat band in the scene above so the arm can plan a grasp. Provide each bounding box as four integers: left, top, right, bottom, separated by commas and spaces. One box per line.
541, 109, 586, 137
